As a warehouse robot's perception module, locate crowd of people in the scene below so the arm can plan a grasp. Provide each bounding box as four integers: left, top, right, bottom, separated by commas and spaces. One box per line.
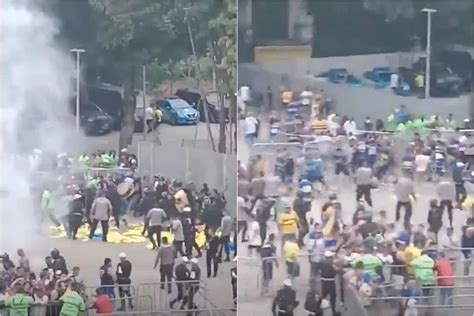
0, 148, 238, 315
0, 248, 97, 316
239, 85, 474, 316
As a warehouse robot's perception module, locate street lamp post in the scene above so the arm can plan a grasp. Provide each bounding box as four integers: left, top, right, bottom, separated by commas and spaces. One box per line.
421, 8, 437, 99
70, 48, 86, 130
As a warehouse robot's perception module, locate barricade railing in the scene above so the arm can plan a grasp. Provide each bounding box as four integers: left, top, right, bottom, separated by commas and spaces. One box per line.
135, 280, 233, 314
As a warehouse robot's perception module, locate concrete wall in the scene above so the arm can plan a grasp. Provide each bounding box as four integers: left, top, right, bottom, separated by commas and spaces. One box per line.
239, 52, 471, 124
259, 52, 426, 77
136, 142, 236, 216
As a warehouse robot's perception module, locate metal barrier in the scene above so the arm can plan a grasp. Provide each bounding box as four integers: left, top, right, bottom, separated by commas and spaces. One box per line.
135, 281, 234, 315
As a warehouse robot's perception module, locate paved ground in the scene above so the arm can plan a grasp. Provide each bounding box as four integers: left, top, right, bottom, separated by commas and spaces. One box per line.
1, 221, 235, 315
237, 139, 474, 316
74, 122, 219, 154
0, 122, 236, 315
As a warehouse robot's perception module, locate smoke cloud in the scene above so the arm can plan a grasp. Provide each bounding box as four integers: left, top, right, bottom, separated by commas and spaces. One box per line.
0, 0, 75, 251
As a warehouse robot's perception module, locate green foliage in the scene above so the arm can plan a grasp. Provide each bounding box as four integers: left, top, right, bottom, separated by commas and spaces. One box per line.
88, 0, 236, 88
306, 0, 473, 56
208, 0, 237, 94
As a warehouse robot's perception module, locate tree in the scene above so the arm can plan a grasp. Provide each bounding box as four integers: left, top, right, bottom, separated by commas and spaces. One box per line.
207, 0, 237, 154
88, 0, 226, 150
306, 0, 473, 56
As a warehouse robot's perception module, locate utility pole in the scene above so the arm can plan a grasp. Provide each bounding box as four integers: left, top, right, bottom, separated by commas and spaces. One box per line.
421, 8, 437, 99
184, 8, 199, 88
142, 65, 147, 140
70, 48, 85, 130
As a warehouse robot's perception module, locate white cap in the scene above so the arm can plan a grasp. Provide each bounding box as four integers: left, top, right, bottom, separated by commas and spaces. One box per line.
119, 252, 127, 258
181, 256, 189, 263
283, 279, 292, 287
120, 148, 128, 153
190, 258, 198, 264
324, 251, 335, 257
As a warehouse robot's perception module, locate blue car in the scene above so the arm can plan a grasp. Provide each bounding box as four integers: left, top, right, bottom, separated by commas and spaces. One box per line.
158, 97, 200, 125
317, 68, 349, 83
363, 68, 394, 88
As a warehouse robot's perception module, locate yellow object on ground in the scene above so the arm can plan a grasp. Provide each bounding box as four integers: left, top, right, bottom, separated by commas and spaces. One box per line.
49, 224, 207, 248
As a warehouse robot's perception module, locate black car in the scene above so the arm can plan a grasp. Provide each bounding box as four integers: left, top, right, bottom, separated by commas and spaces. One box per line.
175, 89, 229, 123
437, 50, 472, 92
87, 86, 123, 130
80, 102, 113, 136
412, 58, 464, 97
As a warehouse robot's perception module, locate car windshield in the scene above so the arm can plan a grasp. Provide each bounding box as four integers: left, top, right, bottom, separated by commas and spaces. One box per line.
378, 72, 392, 81
168, 99, 190, 109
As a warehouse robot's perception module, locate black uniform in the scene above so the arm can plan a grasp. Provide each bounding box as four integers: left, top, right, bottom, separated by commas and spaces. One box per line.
117, 260, 133, 310
68, 198, 83, 240
272, 286, 298, 316
187, 262, 201, 310
170, 262, 190, 309
207, 236, 220, 277
320, 260, 340, 316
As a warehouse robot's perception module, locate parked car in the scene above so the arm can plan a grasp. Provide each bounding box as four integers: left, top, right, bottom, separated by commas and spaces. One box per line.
346, 74, 365, 87
437, 50, 472, 92
80, 102, 114, 136
157, 97, 199, 125
430, 67, 464, 98
363, 68, 394, 88
175, 89, 229, 123
87, 85, 123, 130
316, 68, 349, 84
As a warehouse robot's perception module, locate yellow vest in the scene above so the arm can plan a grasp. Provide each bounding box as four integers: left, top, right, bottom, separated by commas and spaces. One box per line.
281, 91, 293, 104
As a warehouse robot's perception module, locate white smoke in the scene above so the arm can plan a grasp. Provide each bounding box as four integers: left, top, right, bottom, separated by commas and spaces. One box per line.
0, 0, 75, 251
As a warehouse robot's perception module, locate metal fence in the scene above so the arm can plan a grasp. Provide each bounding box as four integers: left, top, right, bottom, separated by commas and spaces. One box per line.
136, 141, 237, 216
239, 251, 474, 315
0, 281, 234, 316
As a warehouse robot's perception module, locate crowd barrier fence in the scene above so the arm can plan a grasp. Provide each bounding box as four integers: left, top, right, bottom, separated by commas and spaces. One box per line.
239, 249, 474, 315
0, 281, 234, 316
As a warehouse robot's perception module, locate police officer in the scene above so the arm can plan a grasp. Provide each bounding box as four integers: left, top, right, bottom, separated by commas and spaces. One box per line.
271, 279, 299, 316
170, 257, 190, 310
187, 258, 201, 311
68, 193, 84, 240
117, 253, 133, 311
5, 284, 34, 315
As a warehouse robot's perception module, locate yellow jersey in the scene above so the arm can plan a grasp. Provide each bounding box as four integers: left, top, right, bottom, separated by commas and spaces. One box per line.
283, 240, 300, 262
405, 245, 422, 276
278, 211, 299, 235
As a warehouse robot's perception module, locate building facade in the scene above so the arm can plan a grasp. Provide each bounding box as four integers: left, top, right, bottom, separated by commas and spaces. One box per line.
238, 0, 314, 63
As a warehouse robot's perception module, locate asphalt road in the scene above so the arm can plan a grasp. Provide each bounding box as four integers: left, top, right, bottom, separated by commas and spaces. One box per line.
74, 122, 219, 154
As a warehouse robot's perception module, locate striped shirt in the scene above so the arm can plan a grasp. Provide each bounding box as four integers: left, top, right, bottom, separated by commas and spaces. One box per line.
311, 119, 328, 134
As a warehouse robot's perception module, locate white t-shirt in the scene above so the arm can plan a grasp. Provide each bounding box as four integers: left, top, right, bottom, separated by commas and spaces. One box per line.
249, 220, 262, 247
415, 154, 430, 172
245, 116, 258, 135
145, 107, 153, 120
344, 120, 357, 135
240, 86, 250, 102
172, 219, 184, 241
237, 196, 249, 221
300, 90, 313, 106
390, 73, 399, 88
